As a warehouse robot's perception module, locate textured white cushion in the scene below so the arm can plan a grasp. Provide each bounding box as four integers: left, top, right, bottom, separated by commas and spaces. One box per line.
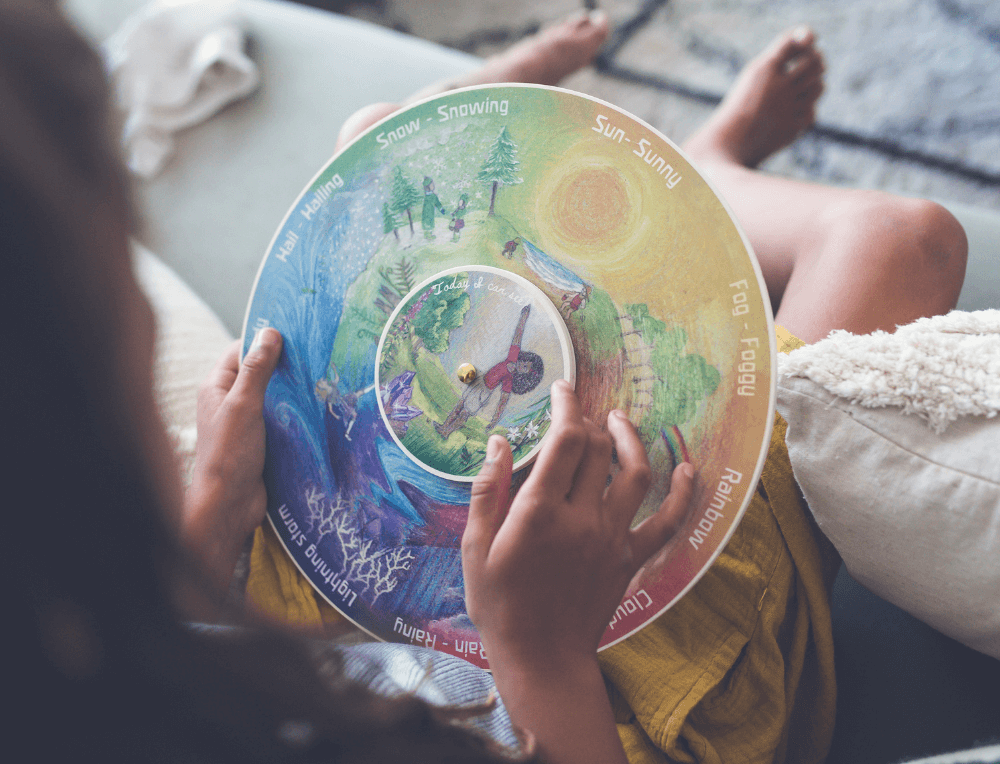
776, 312, 1000, 659
133, 242, 234, 482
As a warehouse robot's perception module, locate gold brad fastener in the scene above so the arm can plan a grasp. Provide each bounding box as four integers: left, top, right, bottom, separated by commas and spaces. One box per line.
458, 363, 477, 384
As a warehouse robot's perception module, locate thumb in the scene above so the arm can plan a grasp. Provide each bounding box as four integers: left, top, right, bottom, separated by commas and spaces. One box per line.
462, 435, 513, 573
233, 328, 283, 405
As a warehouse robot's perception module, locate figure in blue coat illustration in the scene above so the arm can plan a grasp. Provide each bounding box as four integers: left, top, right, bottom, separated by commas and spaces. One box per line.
421, 176, 447, 239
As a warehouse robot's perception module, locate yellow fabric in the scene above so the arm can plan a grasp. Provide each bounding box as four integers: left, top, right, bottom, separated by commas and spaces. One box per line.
597, 325, 840, 764
246, 325, 839, 764
246, 523, 348, 631
776, 324, 807, 355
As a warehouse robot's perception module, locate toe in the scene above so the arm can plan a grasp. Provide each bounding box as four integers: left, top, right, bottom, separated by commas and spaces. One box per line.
793, 76, 825, 105
803, 79, 825, 100
553, 8, 609, 40
789, 25, 816, 49
586, 9, 610, 38
567, 9, 610, 50
789, 49, 825, 81
793, 98, 819, 127
768, 25, 816, 63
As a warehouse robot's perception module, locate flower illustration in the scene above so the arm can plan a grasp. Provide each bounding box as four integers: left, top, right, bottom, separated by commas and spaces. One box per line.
524, 421, 540, 440
506, 425, 521, 442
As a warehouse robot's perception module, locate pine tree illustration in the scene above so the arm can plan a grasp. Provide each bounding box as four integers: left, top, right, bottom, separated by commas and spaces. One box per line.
382, 202, 400, 241
389, 167, 422, 234
477, 126, 522, 216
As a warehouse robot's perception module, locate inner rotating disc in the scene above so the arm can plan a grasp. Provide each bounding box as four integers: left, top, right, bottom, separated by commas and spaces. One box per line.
375, 265, 575, 481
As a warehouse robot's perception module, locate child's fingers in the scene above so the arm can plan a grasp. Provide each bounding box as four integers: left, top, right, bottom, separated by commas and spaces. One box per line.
628, 462, 695, 565
463, 435, 514, 575
202, 341, 241, 397
603, 410, 653, 524
525, 379, 587, 500
229, 328, 283, 410
567, 419, 614, 506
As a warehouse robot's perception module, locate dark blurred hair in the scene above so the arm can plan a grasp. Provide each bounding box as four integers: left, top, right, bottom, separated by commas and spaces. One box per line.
0, 2, 526, 761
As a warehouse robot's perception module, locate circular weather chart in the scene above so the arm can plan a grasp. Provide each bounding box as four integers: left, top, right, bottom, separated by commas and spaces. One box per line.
243, 84, 776, 669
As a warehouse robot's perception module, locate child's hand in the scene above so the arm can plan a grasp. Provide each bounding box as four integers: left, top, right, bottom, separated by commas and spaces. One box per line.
182, 328, 283, 592
463, 378, 695, 672
463, 379, 694, 763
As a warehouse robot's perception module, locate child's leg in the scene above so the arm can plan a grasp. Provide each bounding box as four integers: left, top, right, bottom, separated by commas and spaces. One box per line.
683, 29, 967, 343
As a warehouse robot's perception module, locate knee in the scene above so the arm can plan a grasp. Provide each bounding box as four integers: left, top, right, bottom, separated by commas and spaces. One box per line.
890, 196, 967, 277
830, 192, 968, 308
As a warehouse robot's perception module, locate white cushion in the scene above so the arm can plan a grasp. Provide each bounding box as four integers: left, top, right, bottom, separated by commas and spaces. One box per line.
134, 242, 234, 482
776, 312, 1000, 659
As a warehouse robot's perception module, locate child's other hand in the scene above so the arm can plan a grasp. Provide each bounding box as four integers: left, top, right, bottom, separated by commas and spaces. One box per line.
182, 328, 283, 591
463, 379, 695, 673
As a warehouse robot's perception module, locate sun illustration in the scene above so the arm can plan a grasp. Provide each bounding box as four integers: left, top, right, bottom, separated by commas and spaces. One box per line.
532, 142, 665, 276
552, 161, 632, 243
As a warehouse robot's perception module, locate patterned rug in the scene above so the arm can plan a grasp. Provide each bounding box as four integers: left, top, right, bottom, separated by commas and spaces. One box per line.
339, 0, 1000, 211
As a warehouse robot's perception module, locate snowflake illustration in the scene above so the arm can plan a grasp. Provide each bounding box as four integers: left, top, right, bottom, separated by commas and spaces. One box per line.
506, 425, 521, 442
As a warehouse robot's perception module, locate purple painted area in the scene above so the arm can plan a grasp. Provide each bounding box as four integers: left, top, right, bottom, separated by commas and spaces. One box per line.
383, 371, 423, 437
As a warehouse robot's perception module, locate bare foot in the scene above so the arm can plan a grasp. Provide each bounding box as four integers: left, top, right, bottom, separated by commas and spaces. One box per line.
336, 11, 610, 151
684, 27, 824, 168
403, 10, 610, 104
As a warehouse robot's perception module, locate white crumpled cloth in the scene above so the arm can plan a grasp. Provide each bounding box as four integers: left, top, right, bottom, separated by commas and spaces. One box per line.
104, 0, 260, 178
